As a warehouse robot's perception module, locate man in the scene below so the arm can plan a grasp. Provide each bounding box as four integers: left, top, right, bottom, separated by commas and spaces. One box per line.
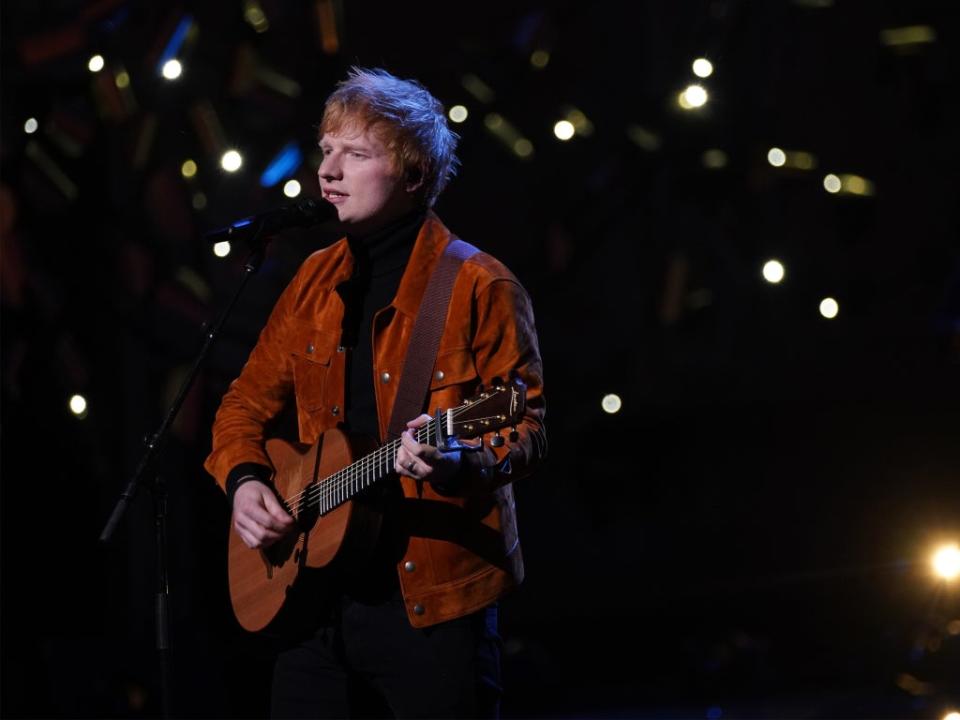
204, 67, 546, 718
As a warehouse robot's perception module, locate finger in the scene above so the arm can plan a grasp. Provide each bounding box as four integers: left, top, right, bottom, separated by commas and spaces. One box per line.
260, 491, 295, 526
405, 413, 432, 429
240, 503, 291, 534
400, 429, 426, 458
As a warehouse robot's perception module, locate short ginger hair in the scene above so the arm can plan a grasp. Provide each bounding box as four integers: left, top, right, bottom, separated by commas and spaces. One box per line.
319, 67, 459, 208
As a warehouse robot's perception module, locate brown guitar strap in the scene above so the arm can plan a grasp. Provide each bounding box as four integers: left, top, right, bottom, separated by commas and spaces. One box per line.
386, 236, 478, 440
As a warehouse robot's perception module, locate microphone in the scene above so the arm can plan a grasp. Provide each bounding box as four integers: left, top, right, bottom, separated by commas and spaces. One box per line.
204, 197, 335, 244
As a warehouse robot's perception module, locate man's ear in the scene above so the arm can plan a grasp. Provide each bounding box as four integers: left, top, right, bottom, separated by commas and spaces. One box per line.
404, 167, 425, 194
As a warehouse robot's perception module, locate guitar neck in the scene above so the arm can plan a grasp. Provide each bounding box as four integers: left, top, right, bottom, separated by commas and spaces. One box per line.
298, 419, 444, 516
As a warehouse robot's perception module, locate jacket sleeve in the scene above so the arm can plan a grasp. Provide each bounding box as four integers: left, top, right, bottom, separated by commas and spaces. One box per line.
458, 276, 546, 493
203, 268, 304, 491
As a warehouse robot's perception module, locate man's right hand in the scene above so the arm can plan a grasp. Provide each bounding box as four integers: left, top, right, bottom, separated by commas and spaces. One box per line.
232, 480, 296, 549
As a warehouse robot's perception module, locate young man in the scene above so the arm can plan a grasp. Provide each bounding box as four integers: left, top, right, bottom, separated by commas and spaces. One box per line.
204, 67, 546, 718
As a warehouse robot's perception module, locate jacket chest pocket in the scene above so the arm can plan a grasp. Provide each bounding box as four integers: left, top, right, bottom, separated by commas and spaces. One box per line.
430, 347, 480, 401
290, 324, 337, 412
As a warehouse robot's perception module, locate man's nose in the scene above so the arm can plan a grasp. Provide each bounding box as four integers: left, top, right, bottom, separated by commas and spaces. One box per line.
318, 154, 341, 180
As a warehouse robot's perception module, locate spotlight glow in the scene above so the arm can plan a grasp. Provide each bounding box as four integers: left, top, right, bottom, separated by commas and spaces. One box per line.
823, 174, 842, 193
161, 59, 183, 80
283, 179, 301, 198
767, 148, 787, 167
692, 58, 714, 78
513, 138, 534, 158
553, 120, 575, 141
448, 105, 468, 123
933, 544, 960, 580
702, 149, 728, 169
762, 260, 785, 284
69, 394, 88, 417
24, 117, 38, 134
88, 54, 105, 73
115, 70, 130, 88
819, 297, 839, 319
602, 394, 622, 414
213, 241, 232, 258
181, 159, 197, 178
221, 150, 243, 172
944, 712, 960, 720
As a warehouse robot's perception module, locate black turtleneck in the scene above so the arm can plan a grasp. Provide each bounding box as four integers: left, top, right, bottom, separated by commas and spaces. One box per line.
335, 209, 426, 442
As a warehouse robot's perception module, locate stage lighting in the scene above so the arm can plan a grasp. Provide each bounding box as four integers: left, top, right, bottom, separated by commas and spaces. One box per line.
823, 174, 842, 193
762, 260, 785, 284
88, 54, 105, 73
692, 58, 714, 78
932, 544, 960, 581
221, 150, 243, 172
283, 179, 301, 198
819, 297, 839, 319
162, 59, 183, 80
181, 159, 197, 178
601, 394, 622, 414
24, 118, 38, 134
678, 84, 708, 110
553, 120, 575, 141
69, 394, 88, 418
213, 241, 231, 258
449, 105, 468, 123
767, 148, 786, 167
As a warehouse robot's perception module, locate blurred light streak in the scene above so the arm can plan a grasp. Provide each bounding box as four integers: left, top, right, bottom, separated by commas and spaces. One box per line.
314, 0, 340, 54
156, 15, 193, 74
243, 0, 270, 33
462, 74, 495, 104
25, 142, 78, 200
880, 26, 936, 48
260, 142, 303, 187
484, 113, 533, 159
190, 101, 228, 155
626, 124, 661, 152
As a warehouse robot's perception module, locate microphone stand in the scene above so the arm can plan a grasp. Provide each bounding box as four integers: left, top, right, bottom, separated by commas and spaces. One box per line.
99, 227, 274, 719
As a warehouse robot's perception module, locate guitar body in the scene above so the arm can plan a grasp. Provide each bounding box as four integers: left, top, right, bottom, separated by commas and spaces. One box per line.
228, 428, 381, 632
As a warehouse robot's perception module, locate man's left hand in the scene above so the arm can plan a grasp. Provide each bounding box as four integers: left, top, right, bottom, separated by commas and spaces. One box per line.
395, 414, 461, 489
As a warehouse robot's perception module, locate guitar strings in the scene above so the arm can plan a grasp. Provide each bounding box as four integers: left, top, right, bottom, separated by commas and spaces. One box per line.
278, 403, 509, 514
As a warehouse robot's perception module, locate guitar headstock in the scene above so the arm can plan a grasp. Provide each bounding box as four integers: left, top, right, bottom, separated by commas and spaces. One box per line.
448, 377, 526, 440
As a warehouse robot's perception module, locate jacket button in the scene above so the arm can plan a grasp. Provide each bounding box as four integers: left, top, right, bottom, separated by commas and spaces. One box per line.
306, 344, 314, 354
434, 370, 445, 382
404, 561, 416, 572
331, 405, 340, 416
380, 372, 391, 383
413, 603, 425, 615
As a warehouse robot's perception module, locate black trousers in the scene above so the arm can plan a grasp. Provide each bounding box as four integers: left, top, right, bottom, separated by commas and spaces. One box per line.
270, 589, 502, 719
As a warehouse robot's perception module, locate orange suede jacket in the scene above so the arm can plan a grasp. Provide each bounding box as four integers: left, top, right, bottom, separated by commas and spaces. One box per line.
204, 212, 546, 627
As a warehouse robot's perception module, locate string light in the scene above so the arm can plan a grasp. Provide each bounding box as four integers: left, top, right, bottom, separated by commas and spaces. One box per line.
213, 241, 231, 258
24, 118, 38, 134
530, 49, 550, 69
448, 105, 468, 123
819, 297, 839, 319
88, 54, 105, 73
823, 174, 842, 193
69, 394, 88, 419
181, 159, 198, 178
553, 120, 575, 141
932, 544, 960, 580
283, 179, 301, 198
678, 84, 709, 110
767, 148, 786, 167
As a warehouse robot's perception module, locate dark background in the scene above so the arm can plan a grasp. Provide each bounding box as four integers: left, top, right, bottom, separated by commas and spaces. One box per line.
2, 1, 959, 718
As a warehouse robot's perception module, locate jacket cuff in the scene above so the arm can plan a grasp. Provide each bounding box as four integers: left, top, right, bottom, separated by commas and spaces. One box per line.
225, 463, 274, 507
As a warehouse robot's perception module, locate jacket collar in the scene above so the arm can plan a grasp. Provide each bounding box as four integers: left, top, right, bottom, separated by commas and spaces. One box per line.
386, 211, 452, 318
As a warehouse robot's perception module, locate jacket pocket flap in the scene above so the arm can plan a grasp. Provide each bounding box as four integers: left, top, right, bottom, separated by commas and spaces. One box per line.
430, 347, 478, 390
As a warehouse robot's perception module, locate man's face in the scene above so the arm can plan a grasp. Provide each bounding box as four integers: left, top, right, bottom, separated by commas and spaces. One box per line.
317, 123, 417, 235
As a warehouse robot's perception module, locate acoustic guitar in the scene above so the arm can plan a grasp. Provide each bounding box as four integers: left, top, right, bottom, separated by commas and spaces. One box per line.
228, 378, 526, 631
